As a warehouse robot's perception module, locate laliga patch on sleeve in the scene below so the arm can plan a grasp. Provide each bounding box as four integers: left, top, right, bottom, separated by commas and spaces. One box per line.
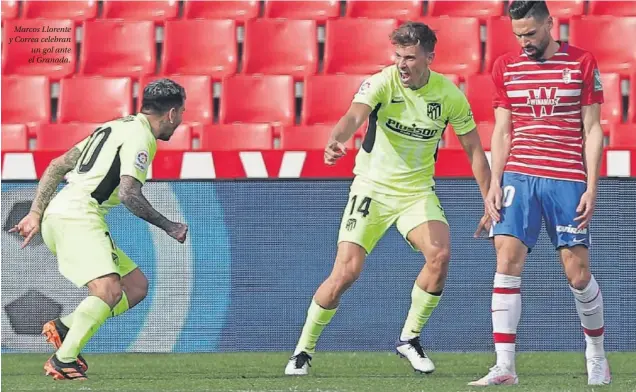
357, 80, 371, 95
593, 68, 603, 92
134, 150, 149, 172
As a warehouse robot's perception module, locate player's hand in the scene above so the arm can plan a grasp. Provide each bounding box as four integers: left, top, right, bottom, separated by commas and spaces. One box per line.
574, 190, 596, 230
473, 213, 492, 239
8, 211, 41, 249
324, 139, 347, 166
166, 222, 188, 243
485, 185, 502, 223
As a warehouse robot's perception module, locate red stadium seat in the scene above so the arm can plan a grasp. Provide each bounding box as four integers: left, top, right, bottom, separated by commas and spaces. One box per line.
22, 1, 97, 21
465, 74, 496, 123
243, 19, 318, 78
220, 75, 295, 126
1, 76, 50, 126
324, 19, 397, 74
302, 74, 369, 125
80, 21, 155, 78
184, 0, 259, 22
444, 122, 494, 150
161, 20, 237, 79
485, 16, 561, 73
412, 17, 481, 77
569, 17, 636, 77
199, 124, 274, 151
34, 123, 99, 151
630, 73, 636, 124
2, 19, 76, 79
102, 1, 179, 22
139, 75, 213, 125
589, 1, 636, 16
156, 124, 193, 151
599, 73, 622, 127
280, 125, 355, 150
609, 124, 636, 148
58, 77, 132, 123
264, 1, 340, 21
1, 124, 28, 152
428, 0, 503, 20
2, 1, 18, 22
544, 1, 584, 19
345, 1, 422, 19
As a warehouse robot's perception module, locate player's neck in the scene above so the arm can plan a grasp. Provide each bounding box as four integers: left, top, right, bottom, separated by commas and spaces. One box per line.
538, 40, 561, 61
410, 69, 431, 90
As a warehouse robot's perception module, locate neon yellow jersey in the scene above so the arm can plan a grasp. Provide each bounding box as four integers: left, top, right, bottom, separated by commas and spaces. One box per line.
45, 113, 157, 220
352, 66, 476, 194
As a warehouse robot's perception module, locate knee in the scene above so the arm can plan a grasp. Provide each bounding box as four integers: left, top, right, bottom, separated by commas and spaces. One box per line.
329, 254, 363, 293
90, 275, 123, 308
425, 247, 451, 275
495, 249, 525, 276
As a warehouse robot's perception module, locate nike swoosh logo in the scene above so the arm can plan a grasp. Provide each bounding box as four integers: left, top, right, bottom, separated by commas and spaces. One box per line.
573, 238, 586, 244
491, 309, 509, 313
582, 311, 598, 316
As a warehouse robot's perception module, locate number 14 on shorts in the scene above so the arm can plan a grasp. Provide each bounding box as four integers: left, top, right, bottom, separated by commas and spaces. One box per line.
345, 195, 372, 231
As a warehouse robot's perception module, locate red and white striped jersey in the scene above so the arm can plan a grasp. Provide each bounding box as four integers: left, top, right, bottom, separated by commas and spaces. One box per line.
492, 43, 604, 183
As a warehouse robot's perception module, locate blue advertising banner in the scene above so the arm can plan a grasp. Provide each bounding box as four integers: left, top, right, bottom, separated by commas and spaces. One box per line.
2, 179, 635, 353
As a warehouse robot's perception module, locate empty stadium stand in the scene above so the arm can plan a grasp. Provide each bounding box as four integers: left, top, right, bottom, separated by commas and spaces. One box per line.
2, 76, 50, 127
102, 1, 179, 22
80, 20, 156, 78
427, 0, 504, 20
345, 1, 423, 20
220, 75, 295, 126
183, 0, 259, 22
21, 0, 97, 22
242, 19, 318, 78
199, 123, 274, 150
609, 123, 636, 147
301, 74, 369, 125
1, 124, 28, 152
264, 0, 340, 21
57, 77, 133, 123
34, 123, 97, 151
280, 125, 356, 150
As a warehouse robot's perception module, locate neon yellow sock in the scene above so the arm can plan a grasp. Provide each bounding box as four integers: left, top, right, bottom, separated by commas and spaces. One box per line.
60, 292, 130, 328
109, 291, 129, 318
56, 296, 110, 363
400, 284, 441, 341
294, 299, 337, 355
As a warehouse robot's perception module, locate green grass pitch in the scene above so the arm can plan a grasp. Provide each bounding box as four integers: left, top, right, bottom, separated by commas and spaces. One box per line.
2, 352, 635, 391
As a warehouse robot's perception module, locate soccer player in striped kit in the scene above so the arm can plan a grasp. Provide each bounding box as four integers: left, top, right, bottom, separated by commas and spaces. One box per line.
469, 1, 611, 386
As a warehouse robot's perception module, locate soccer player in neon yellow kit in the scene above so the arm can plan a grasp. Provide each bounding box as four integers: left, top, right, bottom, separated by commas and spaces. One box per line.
10, 79, 188, 380
285, 22, 493, 375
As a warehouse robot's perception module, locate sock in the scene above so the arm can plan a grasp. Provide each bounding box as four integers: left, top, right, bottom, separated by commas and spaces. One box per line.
60, 291, 130, 328
110, 291, 130, 318
570, 274, 605, 359
294, 299, 337, 355
56, 296, 111, 363
492, 273, 522, 373
400, 284, 442, 341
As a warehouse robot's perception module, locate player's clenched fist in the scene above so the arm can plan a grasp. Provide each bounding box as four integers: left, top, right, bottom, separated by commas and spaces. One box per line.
485, 185, 502, 223
9, 211, 41, 249
166, 222, 188, 243
324, 139, 347, 166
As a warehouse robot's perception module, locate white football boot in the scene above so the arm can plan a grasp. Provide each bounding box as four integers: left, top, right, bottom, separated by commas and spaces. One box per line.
468, 365, 519, 386
284, 351, 312, 376
587, 357, 611, 385
395, 337, 435, 374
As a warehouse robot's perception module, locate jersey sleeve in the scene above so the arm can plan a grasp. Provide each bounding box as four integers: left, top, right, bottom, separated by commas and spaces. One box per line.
352, 72, 388, 109
119, 127, 153, 185
492, 56, 512, 110
447, 87, 477, 136
580, 52, 604, 106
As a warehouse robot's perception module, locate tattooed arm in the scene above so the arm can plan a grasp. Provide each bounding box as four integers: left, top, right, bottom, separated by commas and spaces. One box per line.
9, 148, 82, 248
119, 175, 188, 243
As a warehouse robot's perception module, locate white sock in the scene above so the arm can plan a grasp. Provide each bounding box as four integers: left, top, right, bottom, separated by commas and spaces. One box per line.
570, 275, 605, 359
492, 273, 522, 373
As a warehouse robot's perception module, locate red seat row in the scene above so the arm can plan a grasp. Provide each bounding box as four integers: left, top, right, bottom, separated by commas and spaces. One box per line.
4, 17, 636, 79
0, 122, 361, 152
3, 121, 635, 153
3, 1, 636, 24
4, 73, 632, 133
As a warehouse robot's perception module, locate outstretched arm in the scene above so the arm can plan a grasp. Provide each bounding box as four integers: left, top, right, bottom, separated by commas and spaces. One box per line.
118, 175, 187, 243
9, 147, 82, 248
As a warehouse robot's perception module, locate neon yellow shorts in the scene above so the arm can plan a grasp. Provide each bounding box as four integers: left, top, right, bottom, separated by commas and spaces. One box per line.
41, 214, 138, 288
337, 178, 448, 254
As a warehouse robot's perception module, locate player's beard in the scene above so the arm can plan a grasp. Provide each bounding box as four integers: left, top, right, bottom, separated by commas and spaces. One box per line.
524, 41, 548, 60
